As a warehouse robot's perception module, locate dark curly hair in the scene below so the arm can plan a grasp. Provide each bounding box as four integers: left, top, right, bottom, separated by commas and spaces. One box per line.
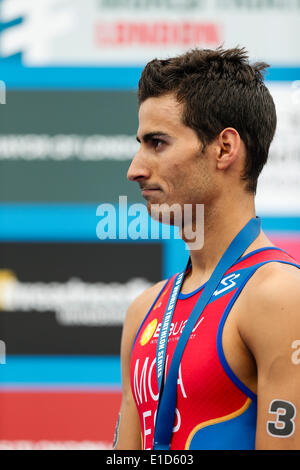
138, 47, 277, 193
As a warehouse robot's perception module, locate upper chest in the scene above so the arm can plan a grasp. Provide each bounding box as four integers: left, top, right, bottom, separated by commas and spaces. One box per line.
132, 266, 258, 396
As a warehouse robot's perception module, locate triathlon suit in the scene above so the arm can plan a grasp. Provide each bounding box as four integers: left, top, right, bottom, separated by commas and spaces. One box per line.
130, 247, 300, 450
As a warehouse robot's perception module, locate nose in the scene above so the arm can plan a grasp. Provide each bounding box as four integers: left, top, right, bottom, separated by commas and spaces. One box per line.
127, 149, 151, 182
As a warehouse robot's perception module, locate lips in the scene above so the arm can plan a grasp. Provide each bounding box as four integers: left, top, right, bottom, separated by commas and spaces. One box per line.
141, 188, 161, 196
140, 184, 161, 191
140, 184, 161, 196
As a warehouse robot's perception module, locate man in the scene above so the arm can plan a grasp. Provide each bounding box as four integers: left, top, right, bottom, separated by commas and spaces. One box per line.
114, 47, 300, 450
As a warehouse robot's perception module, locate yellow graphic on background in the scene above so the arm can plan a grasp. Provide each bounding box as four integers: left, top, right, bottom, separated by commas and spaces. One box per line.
140, 319, 158, 346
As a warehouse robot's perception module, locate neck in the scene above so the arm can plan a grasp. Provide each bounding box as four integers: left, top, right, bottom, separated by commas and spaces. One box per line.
181, 194, 273, 292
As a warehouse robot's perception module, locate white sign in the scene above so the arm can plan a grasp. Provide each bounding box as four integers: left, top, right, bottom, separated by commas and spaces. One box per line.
256, 82, 300, 215
1, 0, 300, 66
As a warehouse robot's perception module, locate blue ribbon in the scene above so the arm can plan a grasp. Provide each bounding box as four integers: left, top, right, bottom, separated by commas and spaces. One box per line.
153, 217, 261, 450
156, 270, 185, 392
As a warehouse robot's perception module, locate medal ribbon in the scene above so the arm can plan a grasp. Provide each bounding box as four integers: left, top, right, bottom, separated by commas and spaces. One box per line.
153, 217, 261, 450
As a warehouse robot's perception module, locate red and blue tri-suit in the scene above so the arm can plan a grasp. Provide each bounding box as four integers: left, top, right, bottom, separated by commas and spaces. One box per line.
130, 247, 300, 450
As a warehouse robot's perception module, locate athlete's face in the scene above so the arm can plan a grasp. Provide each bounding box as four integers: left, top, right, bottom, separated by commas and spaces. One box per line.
127, 93, 217, 221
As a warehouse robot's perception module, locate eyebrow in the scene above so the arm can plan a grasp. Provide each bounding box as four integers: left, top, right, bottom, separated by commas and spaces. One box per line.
136, 132, 169, 143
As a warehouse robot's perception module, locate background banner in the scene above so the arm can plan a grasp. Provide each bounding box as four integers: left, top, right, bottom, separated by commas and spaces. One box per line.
0, 0, 299, 450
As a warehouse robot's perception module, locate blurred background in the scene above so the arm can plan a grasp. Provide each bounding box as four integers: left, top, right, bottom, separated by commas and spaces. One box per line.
0, 0, 299, 450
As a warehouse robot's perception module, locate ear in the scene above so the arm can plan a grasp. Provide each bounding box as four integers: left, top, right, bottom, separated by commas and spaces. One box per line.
216, 128, 241, 170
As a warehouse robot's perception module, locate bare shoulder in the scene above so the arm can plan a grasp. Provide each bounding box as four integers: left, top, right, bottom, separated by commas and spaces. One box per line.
115, 279, 168, 450
243, 261, 300, 301
240, 261, 300, 310
237, 261, 300, 361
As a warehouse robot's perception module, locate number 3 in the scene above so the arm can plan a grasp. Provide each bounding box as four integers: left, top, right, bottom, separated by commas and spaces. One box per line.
267, 400, 296, 438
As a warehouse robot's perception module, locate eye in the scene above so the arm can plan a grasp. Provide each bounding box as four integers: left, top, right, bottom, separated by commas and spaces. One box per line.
151, 138, 165, 150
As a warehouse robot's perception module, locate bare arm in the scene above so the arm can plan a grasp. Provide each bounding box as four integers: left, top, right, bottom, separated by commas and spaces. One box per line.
114, 280, 167, 450
240, 264, 300, 450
